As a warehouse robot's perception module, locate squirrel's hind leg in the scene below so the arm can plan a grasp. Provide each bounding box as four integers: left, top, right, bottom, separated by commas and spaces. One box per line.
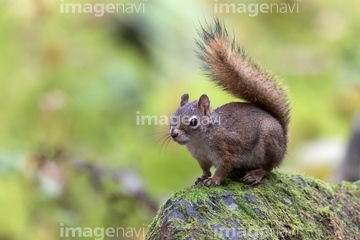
241, 169, 269, 185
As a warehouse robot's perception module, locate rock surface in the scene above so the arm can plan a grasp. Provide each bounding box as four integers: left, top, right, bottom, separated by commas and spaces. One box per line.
146, 171, 360, 240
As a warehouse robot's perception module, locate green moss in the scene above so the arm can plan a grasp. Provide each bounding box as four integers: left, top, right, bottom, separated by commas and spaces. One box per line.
146, 171, 360, 239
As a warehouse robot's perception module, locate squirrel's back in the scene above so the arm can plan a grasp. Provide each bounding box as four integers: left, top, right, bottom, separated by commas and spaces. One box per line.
196, 19, 290, 139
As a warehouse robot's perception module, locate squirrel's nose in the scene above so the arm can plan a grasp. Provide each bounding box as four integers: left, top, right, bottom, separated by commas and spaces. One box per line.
170, 129, 179, 138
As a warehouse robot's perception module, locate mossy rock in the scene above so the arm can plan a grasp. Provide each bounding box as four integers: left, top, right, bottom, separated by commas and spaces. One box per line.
146, 171, 360, 240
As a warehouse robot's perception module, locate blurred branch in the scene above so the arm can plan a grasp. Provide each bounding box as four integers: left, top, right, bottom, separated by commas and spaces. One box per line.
74, 160, 159, 214
338, 113, 360, 182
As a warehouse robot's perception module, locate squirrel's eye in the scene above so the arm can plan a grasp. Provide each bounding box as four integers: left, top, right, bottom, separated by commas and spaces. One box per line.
189, 117, 198, 127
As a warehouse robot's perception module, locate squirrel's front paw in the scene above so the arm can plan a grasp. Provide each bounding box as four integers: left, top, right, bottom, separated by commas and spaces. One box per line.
194, 170, 212, 185
202, 177, 221, 187
195, 176, 208, 185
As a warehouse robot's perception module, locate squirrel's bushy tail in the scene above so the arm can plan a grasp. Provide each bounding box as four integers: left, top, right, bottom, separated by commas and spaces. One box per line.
196, 19, 290, 137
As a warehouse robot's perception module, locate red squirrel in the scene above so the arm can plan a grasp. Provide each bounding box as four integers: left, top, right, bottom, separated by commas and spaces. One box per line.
169, 19, 290, 186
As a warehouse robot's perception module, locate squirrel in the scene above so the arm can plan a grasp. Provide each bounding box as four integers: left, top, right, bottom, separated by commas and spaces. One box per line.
169, 19, 290, 186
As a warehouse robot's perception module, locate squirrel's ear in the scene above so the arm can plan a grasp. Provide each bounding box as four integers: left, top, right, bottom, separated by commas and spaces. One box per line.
198, 94, 210, 115
180, 93, 189, 106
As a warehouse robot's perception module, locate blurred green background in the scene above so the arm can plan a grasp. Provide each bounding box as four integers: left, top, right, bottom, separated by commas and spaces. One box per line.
0, 0, 359, 239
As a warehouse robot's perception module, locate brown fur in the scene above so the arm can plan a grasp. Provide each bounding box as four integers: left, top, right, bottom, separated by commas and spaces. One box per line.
170, 19, 290, 186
